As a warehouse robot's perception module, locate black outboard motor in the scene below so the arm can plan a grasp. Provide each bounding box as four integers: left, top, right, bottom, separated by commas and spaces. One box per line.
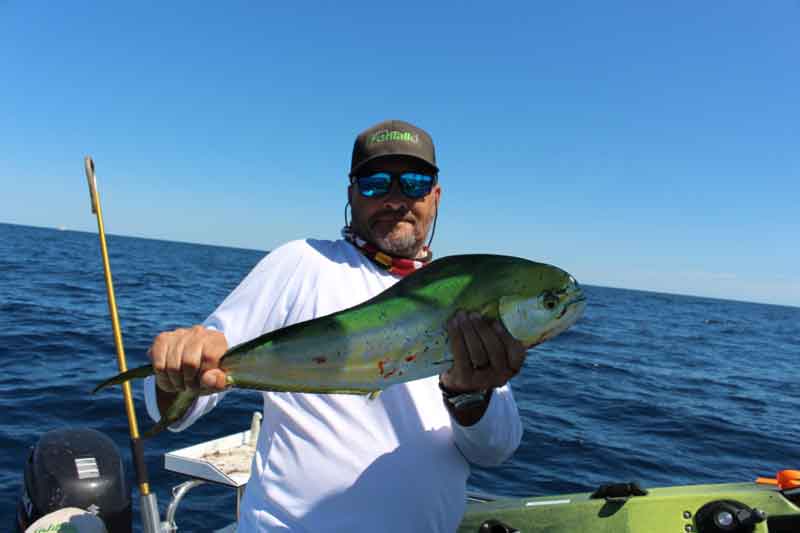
16, 428, 132, 532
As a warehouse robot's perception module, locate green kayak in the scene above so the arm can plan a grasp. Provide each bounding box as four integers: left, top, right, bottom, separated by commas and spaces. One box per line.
458, 481, 800, 532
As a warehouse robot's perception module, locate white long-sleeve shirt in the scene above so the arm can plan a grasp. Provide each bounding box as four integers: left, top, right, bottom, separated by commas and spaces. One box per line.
144, 238, 522, 532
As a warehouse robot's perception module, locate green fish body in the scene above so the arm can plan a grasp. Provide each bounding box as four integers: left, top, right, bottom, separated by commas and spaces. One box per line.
95, 254, 586, 436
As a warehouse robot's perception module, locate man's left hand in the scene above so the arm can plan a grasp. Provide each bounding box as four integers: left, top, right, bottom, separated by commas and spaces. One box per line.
440, 310, 527, 393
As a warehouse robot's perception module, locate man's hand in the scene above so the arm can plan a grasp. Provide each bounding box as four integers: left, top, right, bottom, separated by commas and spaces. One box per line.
441, 310, 527, 393
148, 325, 229, 394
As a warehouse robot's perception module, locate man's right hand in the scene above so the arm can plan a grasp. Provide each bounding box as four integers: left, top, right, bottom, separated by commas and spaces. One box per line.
148, 325, 229, 394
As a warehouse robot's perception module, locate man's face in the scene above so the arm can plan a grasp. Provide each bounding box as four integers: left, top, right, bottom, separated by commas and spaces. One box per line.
348, 155, 441, 259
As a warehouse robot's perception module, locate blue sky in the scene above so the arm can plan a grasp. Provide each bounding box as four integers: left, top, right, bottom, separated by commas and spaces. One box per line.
2, 1, 798, 307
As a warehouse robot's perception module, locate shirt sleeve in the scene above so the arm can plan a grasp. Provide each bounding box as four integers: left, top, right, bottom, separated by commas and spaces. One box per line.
142, 240, 311, 431
449, 384, 523, 467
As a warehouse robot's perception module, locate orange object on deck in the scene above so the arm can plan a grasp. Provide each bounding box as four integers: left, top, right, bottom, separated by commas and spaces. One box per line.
756, 469, 800, 490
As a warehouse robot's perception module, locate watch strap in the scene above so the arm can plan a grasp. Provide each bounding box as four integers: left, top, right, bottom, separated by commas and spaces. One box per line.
439, 380, 491, 410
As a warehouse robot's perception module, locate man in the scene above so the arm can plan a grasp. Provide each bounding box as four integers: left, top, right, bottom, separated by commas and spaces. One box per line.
144, 119, 527, 532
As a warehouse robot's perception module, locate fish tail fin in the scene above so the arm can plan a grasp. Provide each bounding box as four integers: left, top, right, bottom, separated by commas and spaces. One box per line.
93, 364, 154, 393
143, 389, 200, 438
142, 418, 170, 439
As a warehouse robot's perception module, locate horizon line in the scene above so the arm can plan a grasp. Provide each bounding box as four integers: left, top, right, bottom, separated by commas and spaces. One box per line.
2, 220, 798, 311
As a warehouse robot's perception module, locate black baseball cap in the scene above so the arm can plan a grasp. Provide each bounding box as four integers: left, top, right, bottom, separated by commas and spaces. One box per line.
350, 119, 438, 177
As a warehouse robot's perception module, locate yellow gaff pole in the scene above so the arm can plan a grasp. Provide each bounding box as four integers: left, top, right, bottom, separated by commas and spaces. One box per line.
85, 156, 162, 533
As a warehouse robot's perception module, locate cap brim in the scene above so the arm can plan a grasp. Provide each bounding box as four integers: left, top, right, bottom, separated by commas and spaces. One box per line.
350, 153, 438, 177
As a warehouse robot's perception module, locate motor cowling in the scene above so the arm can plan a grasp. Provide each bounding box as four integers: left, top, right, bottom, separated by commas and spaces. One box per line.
16, 428, 131, 533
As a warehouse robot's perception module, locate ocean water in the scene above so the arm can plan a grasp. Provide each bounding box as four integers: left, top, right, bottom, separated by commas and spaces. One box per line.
2, 222, 798, 530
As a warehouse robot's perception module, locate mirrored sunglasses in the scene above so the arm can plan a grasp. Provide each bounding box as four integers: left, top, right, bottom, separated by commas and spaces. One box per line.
355, 172, 436, 199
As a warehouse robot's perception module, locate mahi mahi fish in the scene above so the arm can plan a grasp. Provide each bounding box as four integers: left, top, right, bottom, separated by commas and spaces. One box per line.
94, 254, 586, 436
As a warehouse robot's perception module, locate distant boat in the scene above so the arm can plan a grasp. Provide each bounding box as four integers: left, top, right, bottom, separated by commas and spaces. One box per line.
57, 226, 67, 231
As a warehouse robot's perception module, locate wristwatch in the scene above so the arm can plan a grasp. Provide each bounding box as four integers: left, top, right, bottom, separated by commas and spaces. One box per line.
439, 380, 491, 410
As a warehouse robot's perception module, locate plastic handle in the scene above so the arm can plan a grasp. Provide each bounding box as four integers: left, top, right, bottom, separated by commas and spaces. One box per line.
755, 469, 800, 490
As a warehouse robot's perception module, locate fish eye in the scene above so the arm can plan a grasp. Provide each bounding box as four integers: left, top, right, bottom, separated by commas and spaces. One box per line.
542, 291, 558, 310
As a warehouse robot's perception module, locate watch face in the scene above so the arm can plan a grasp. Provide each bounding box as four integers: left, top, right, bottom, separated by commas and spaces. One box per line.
447, 391, 489, 410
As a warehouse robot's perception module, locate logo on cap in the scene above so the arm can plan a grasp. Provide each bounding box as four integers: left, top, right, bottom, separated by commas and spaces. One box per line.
367, 129, 420, 146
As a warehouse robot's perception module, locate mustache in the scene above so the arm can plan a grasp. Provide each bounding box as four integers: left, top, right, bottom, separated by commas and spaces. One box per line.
369, 209, 416, 225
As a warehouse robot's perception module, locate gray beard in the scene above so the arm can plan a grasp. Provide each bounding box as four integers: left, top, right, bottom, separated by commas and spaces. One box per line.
372, 231, 421, 258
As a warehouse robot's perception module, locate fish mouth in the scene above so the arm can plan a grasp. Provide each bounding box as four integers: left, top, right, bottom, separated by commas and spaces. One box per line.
557, 290, 586, 320
529, 292, 585, 348
524, 292, 586, 350
558, 295, 586, 318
